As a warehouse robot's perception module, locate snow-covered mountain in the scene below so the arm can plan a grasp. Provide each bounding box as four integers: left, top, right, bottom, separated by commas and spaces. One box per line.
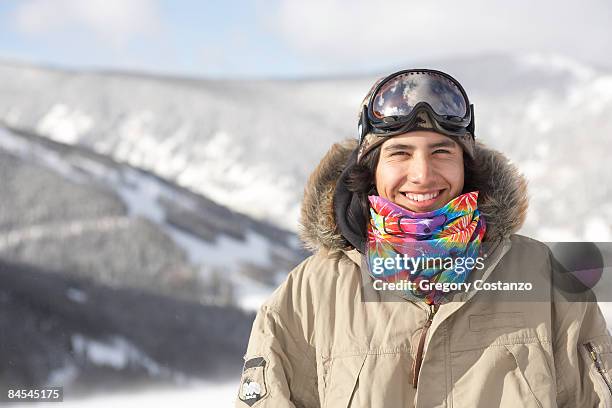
1, 53, 611, 241
0, 124, 295, 396
0, 61, 368, 232
0, 125, 305, 311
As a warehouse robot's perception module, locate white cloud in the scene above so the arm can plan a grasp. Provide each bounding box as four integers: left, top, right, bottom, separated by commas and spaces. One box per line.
272, 0, 612, 69
12, 0, 163, 48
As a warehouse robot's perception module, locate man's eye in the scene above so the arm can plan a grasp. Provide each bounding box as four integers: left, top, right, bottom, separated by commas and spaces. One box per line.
433, 149, 451, 154
390, 151, 409, 156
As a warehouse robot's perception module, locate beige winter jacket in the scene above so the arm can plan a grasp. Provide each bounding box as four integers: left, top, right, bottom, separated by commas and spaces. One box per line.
236, 139, 612, 408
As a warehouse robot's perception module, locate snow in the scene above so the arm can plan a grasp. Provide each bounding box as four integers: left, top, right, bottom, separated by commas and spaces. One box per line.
180, 229, 272, 271
114, 168, 167, 222
0, 125, 290, 311
600, 302, 612, 335
0, 126, 31, 154
164, 224, 279, 310
584, 217, 612, 241
230, 272, 279, 312
66, 288, 88, 304
70, 334, 172, 378
0, 64, 335, 232
517, 52, 596, 82
2, 53, 610, 242
0, 216, 132, 251
523, 91, 554, 133
0, 127, 84, 183
37, 103, 94, 145
46, 364, 79, 389
536, 227, 580, 242
72, 335, 141, 371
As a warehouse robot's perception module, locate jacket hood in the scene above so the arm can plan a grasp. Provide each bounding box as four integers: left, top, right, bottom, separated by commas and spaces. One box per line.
298, 138, 528, 252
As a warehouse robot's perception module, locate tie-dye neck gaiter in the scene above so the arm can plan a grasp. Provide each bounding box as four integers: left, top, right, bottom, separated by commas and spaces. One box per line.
366, 191, 487, 305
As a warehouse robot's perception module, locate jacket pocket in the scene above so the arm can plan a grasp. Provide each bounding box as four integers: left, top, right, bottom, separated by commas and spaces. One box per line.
451, 342, 555, 408
469, 312, 525, 332
323, 354, 368, 408
504, 343, 555, 408
583, 340, 612, 407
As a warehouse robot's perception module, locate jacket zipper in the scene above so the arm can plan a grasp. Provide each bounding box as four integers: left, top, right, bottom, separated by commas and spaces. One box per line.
412, 303, 438, 388
584, 342, 612, 400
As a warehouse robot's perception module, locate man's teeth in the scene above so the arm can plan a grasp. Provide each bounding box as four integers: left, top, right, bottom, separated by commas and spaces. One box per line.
403, 191, 440, 202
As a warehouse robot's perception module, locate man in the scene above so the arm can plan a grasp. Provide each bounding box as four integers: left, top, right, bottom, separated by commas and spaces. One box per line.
236, 69, 612, 407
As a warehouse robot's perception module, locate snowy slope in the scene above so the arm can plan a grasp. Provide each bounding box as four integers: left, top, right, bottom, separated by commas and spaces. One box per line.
0, 126, 305, 310
0, 63, 368, 231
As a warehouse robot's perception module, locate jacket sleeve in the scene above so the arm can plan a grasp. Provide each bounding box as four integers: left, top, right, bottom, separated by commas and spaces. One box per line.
235, 259, 320, 408
553, 298, 612, 407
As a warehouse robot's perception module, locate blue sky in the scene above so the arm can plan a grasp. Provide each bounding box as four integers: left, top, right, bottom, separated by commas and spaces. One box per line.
1, 0, 611, 79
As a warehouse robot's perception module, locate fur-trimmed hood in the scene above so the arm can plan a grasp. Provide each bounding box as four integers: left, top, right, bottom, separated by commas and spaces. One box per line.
298, 138, 528, 252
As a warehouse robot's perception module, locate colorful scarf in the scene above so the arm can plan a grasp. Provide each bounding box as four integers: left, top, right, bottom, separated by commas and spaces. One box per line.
366, 191, 486, 305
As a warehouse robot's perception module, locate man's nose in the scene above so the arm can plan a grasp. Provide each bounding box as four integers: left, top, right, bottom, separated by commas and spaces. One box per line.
407, 153, 432, 184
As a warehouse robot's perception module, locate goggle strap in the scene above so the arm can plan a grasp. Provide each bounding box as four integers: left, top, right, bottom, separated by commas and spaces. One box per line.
467, 104, 475, 138
359, 106, 369, 143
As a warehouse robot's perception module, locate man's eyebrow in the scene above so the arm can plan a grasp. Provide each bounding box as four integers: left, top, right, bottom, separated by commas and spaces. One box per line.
383, 143, 415, 152
428, 140, 458, 149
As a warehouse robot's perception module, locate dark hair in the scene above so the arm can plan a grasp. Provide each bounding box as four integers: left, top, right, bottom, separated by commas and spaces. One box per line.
343, 145, 482, 237
342, 147, 380, 243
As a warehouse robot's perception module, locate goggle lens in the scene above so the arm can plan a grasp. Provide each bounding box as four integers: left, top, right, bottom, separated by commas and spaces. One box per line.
372, 72, 467, 120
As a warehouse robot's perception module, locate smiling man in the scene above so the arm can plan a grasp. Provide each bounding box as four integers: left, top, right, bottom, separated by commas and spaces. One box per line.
236, 69, 612, 407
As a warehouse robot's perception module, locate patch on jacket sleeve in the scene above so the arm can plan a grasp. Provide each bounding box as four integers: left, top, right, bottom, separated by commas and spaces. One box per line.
238, 356, 268, 406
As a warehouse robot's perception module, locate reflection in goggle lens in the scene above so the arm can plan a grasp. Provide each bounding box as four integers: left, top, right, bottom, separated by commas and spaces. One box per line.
372, 72, 467, 119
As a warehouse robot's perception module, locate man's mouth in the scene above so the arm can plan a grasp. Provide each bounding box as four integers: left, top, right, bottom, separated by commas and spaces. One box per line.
401, 189, 443, 203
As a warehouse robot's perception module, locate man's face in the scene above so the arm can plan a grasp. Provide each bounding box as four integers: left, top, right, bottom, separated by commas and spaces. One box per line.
374, 131, 465, 213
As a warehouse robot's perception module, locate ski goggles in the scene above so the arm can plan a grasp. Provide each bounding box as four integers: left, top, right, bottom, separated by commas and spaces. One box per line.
357, 69, 475, 160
